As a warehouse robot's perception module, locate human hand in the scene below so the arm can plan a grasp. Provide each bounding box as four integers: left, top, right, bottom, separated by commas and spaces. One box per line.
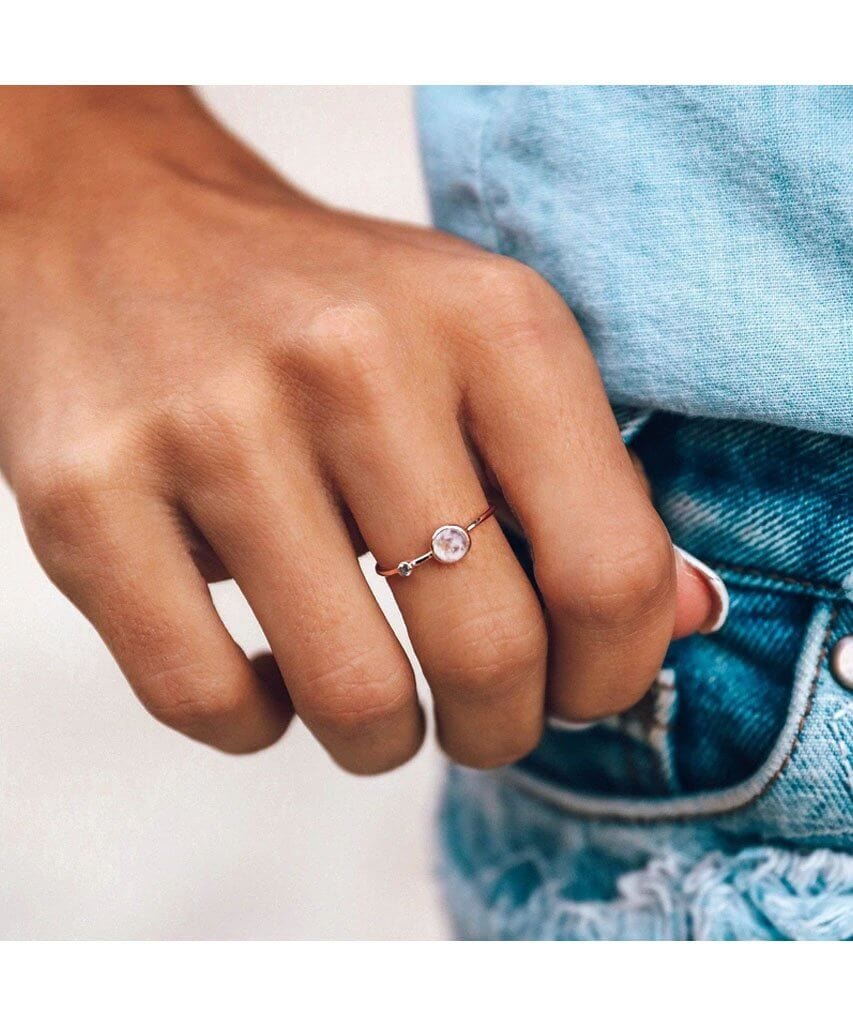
0, 87, 724, 771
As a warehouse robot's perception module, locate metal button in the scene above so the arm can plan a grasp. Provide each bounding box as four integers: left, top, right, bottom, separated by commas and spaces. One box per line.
829, 635, 853, 692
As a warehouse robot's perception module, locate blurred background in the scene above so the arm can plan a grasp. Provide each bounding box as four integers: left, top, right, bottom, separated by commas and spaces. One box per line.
0, 86, 451, 939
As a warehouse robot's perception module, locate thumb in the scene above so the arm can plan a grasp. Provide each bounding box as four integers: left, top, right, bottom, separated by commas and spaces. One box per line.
673, 547, 730, 639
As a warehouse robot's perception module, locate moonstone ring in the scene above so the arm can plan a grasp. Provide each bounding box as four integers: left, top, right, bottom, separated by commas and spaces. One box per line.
375, 506, 496, 579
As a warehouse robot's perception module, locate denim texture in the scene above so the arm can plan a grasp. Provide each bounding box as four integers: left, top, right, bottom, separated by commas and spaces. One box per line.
441, 414, 853, 939
417, 86, 853, 437
416, 85, 853, 939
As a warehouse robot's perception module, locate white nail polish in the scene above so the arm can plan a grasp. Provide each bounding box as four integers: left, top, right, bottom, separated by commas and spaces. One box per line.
547, 715, 600, 732
675, 546, 730, 633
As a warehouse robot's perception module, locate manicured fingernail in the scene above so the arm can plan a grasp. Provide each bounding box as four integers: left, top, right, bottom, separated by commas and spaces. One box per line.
547, 715, 600, 732
675, 546, 730, 633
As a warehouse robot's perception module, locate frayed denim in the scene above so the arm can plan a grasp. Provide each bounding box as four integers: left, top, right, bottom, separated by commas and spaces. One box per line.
442, 772, 853, 940
438, 415, 853, 940
417, 86, 853, 940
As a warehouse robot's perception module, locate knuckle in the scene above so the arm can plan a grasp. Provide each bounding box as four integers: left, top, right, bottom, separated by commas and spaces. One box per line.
473, 258, 550, 304
289, 301, 398, 412
302, 301, 388, 353
17, 437, 130, 579
438, 605, 547, 702
470, 258, 564, 343
124, 642, 275, 752
540, 524, 674, 632
146, 682, 250, 737
300, 652, 412, 737
19, 442, 122, 518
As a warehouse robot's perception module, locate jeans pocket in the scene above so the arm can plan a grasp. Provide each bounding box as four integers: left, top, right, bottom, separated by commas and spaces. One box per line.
508, 577, 852, 844
439, 588, 853, 939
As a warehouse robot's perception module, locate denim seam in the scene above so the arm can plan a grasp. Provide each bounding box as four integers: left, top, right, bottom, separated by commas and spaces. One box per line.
501, 602, 840, 824
753, 603, 839, 800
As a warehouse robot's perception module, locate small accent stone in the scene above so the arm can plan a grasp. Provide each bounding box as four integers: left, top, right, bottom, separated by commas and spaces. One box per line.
431, 524, 471, 564
397, 561, 414, 577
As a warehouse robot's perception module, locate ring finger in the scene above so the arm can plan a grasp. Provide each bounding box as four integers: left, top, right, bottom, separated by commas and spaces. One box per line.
328, 391, 548, 769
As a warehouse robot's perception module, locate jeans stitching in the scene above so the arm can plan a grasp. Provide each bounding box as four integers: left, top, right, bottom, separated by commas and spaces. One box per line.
711, 560, 848, 596
503, 602, 840, 824
739, 603, 840, 814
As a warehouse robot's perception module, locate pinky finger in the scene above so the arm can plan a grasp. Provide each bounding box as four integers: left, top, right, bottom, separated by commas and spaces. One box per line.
27, 492, 293, 753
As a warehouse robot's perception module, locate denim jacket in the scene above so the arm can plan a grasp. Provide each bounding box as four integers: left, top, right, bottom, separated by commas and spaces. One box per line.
417, 86, 853, 437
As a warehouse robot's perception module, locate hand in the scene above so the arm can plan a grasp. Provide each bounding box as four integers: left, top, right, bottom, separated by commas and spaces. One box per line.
0, 87, 720, 771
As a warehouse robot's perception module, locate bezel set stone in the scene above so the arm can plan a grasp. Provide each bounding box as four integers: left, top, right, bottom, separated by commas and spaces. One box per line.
430, 524, 471, 564
374, 505, 494, 580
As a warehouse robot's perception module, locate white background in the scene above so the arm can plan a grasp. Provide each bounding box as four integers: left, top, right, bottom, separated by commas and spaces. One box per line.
0, 86, 450, 940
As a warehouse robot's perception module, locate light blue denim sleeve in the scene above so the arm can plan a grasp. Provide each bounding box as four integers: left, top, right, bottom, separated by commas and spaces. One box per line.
416, 86, 853, 437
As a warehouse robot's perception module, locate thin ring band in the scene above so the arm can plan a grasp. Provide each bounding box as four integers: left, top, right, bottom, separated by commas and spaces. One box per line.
375, 505, 496, 579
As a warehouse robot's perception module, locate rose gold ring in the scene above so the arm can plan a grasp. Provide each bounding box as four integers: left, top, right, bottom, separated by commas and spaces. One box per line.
375, 505, 496, 579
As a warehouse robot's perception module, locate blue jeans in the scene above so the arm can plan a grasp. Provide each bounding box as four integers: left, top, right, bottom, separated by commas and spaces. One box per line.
440, 412, 853, 939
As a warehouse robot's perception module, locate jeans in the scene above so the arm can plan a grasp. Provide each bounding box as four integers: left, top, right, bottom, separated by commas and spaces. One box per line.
439, 412, 853, 939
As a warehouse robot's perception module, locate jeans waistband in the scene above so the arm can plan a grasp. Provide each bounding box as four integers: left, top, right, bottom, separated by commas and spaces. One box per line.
631, 413, 853, 600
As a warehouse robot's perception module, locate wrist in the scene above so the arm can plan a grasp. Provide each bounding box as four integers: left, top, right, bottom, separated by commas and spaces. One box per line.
0, 87, 187, 185
0, 86, 305, 208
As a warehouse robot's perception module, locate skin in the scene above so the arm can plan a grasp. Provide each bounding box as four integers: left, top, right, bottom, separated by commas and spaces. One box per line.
0, 86, 715, 772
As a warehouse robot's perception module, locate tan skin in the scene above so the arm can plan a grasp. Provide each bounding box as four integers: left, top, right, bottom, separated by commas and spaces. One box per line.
0, 87, 715, 772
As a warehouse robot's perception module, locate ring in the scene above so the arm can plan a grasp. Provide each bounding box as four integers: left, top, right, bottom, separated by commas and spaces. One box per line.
375, 505, 496, 579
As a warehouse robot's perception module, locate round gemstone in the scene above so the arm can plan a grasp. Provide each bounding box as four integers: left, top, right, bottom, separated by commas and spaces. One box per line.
397, 561, 414, 577
431, 524, 471, 564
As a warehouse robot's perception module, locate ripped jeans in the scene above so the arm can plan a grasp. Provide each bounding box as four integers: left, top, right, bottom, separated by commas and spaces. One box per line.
440, 413, 853, 940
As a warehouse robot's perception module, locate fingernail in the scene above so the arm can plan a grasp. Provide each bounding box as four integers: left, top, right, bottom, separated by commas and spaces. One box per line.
675, 546, 730, 633
547, 715, 600, 732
